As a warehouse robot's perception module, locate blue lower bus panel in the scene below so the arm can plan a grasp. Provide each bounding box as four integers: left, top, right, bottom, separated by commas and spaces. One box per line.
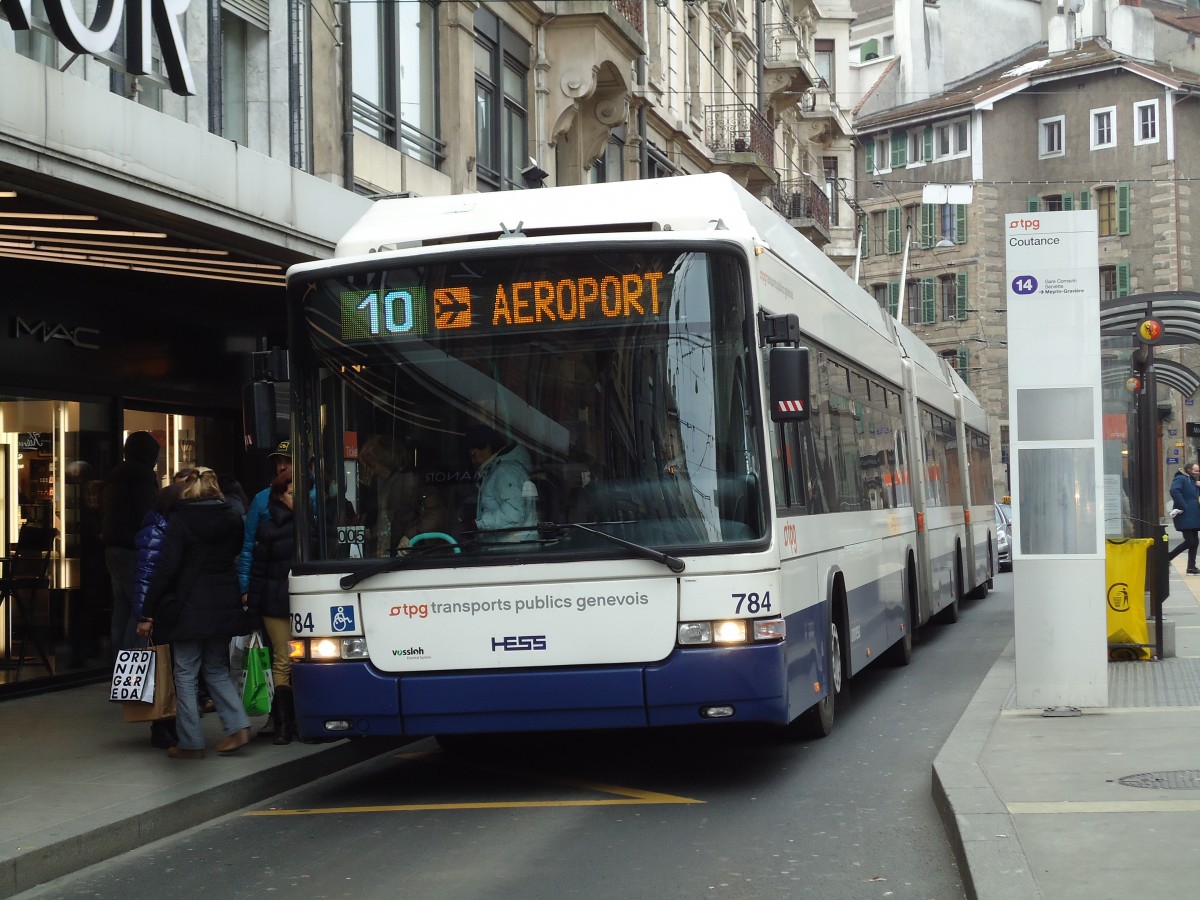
291, 640, 799, 737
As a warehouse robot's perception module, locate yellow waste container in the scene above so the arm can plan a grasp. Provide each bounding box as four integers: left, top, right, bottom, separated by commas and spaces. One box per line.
1105, 538, 1152, 660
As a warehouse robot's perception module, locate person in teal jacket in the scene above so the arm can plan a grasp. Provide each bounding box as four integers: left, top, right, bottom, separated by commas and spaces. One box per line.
238, 440, 292, 595
1168, 462, 1200, 574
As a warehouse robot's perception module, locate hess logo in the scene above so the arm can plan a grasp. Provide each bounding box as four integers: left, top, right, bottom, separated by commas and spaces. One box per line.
491, 635, 548, 652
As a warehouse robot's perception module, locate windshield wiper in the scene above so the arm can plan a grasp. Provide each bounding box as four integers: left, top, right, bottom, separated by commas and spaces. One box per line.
538, 521, 686, 574
339, 540, 463, 590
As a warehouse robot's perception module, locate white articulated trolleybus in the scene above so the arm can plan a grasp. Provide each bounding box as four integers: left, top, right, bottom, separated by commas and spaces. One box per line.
276, 173, 995, 741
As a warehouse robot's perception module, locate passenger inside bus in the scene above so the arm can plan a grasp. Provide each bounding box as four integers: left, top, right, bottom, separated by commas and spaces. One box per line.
463, 424, 538, 541
358, 435, 447, 555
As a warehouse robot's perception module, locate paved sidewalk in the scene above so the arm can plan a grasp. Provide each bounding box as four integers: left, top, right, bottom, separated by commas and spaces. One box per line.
934, 559, 1200, 900
0, 689, 400, 897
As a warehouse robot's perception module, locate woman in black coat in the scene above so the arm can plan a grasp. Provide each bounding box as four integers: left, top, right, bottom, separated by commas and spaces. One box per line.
248, 472, 297, 744
138, 467, 255, 759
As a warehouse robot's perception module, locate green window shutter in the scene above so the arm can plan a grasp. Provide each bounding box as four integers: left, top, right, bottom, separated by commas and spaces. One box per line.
920, 204, 936, 248
957, 348, 970, 386
923, 126, 933, 160
1117, 183, 1131, 235
887, 282, 900, 319
864, 139, 875, 174
1062, 193, 1074, 210
892, 131, 907, 168
859, 221, 869, 259
1079, 189, 1090, 210
1027, 196, 1040, 212
956, 272, 968, 319
1116, 263, 1130, 297
886, 207, 901, 254
921, 278, 936, 323
955, 204, 968, 243
860, 38, 879, 62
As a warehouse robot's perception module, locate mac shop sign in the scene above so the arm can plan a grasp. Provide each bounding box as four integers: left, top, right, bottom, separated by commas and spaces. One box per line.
1, 0, 194, 95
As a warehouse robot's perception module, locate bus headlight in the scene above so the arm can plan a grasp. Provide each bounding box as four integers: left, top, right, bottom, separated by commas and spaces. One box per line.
753, 618, 786, 641
677, 618, 786, 646
291, 637, 370, 661
678, 622, 713, 645
713, 620, 748, 644
308, 638, 339, 660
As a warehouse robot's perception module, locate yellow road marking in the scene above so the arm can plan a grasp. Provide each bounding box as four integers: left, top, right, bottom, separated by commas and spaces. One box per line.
246, 751, 703, 816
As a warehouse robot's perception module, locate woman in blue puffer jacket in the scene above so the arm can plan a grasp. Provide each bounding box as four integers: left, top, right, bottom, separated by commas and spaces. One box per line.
131, 475, 190, 748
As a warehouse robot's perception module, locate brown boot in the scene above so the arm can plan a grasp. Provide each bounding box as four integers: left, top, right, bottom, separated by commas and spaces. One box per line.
215, 727, 252, 754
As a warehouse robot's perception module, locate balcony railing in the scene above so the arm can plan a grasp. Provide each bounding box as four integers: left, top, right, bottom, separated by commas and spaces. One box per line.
773, 177, 831, 236
705, 103, 775, 169
610, 0, 643, 34
763, 22, 808, 63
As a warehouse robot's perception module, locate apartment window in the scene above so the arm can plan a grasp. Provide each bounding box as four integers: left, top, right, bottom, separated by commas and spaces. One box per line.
907, 128, 928, 166
1039, 116, 1065, 158
1091, 107, 1116, 150
941, 273, 968, 321
865, 135, 891, 174
475, 8, 529, 191
353, 0, 440, 167
1100, 264, 1130, 300
907, 280, 921, 325
934, 117, 969, 160
1134, 100, 1159, 145
822, 157, 840, 226
1042, 193, 1072, 212
873, 283, 889, 311
588, 130, 626, 183
1095, 186, 1116, 236
941, 349, 969, 385
871, 210, 888, 255
814, 39, 835, 91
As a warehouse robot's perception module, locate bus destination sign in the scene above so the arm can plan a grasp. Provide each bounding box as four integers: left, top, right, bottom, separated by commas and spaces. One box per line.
340, 270, 666, 342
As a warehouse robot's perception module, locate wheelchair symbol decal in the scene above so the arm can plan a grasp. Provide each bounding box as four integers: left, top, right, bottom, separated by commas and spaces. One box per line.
330, 606, 355, 633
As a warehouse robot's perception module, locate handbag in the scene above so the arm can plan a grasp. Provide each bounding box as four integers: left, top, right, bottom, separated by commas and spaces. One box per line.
110, 646, 156, 703
121, 643, 178, 723
240, 631, 274, 717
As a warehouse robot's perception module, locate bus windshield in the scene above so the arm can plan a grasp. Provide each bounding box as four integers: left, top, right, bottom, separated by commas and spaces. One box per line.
293, 245, 767, 566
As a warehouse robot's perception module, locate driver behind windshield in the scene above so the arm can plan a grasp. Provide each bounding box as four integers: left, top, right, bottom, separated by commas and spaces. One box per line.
463, 425, 538, 541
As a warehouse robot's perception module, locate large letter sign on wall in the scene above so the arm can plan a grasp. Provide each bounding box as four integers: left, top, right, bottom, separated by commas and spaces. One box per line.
0, 0, 195, 95
1005, 211, 1108, 710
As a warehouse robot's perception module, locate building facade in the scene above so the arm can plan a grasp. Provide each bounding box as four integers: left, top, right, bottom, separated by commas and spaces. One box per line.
852, 0, 1200, 497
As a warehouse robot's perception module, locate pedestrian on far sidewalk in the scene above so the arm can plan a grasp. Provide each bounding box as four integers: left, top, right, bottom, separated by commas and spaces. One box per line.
1168, 462, 1200, 574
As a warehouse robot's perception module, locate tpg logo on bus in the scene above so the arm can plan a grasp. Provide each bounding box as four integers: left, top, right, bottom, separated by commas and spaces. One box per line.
1008, 218, 1041, 231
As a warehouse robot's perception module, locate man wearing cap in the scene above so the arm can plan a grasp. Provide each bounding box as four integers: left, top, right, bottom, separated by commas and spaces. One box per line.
237, 439, 292, 738
239, 440, 292, 598
464, 425, 538, 539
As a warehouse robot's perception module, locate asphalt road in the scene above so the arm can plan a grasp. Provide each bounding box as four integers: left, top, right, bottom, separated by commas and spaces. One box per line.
24, 576, 1015, 900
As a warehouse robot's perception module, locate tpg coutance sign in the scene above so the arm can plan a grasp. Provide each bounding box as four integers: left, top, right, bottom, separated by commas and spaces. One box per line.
1, 0, 194, 95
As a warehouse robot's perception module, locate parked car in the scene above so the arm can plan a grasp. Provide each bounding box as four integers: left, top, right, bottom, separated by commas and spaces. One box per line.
995, 502, 1013, 572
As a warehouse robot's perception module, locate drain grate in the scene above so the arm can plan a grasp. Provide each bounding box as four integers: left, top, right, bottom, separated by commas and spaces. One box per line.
1117, 770, 1200, 790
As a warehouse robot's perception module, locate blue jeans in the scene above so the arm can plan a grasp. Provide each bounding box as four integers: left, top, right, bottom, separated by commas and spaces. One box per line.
171, 637, 250, 750
105, 546, 138, 655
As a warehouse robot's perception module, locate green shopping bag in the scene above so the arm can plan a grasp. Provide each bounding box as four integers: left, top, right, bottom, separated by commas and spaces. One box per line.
240, 631, 274, 716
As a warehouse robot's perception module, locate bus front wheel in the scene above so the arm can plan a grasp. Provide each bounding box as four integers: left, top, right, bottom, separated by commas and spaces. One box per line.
790, 615, 843, 739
